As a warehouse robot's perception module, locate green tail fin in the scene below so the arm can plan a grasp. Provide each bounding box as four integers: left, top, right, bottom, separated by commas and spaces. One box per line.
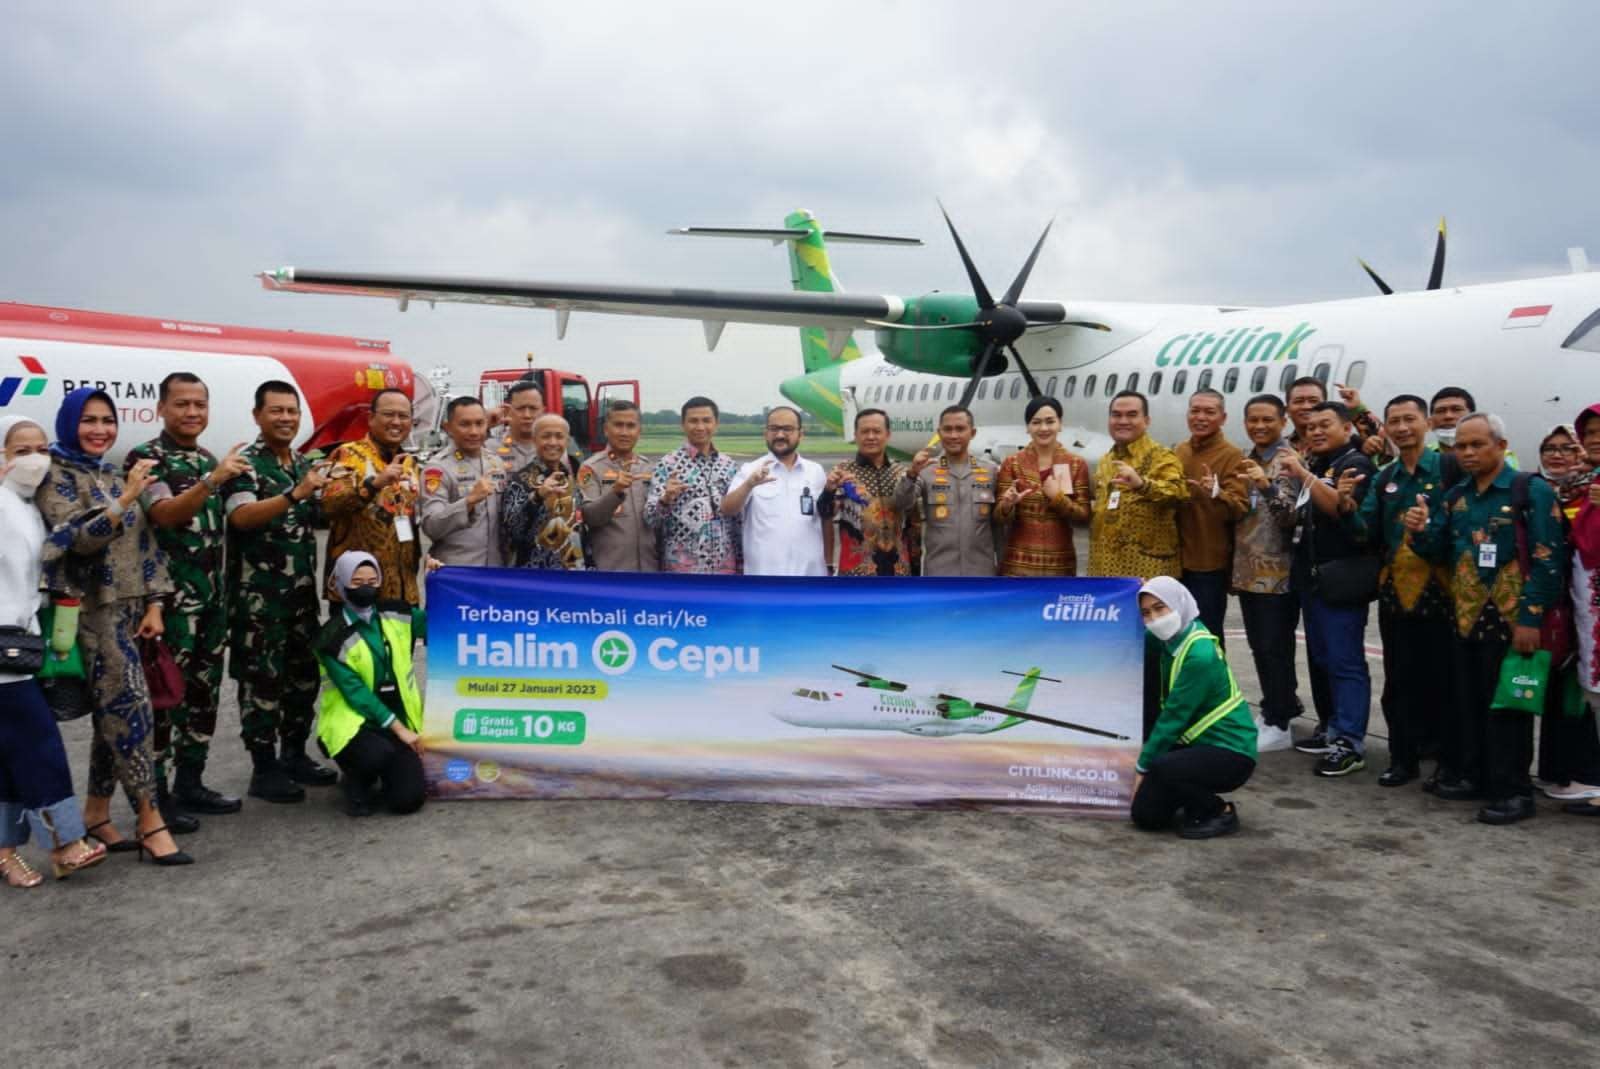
784, 210, 865, 373
1004, 668, 1043, 713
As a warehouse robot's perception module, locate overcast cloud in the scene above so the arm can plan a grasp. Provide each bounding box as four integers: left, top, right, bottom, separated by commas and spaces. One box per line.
3, 1, 1598, 410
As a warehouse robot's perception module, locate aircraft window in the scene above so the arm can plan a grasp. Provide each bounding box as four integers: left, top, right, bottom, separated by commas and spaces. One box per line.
1563, 308, 1600, 352
1084, 374, 1097, 397
1223, 367, 1239, 393
1250, 366, 1267, 393
1065, 376, 1077, 398
1044, 375, 1058, 396
1173, 370, 1188, 394
898, 384, 908, 402
1105, 374, 1119, 397
1126, 372, 1139, 394
1278, 364, 1298, 392
1196, 369, 1213, 392
1313, 362, 1331, 385
977, 380, 989, 400
1345, 361, 1368, 388
1148, 371, 1162, 395
1009, 377, 1023, 400
920, 382, 931, 401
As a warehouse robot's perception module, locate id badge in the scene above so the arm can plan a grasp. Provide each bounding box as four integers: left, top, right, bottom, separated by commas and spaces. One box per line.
1107, 489, 1122, 511
800, 494, 815, 517
1293, 524, 1304, 546
395, 513, 415, 543
1478, 541, 1497, 569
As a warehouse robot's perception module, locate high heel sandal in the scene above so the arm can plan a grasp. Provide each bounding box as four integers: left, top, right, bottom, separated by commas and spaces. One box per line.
136, 825, 194, 867
52, 838, 108, 879
85, 820, 138, 854
0, 853, 44, 889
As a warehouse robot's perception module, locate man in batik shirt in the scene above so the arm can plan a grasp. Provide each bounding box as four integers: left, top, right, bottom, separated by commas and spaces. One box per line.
644, 396, 740, 574
818, 408, 910, 577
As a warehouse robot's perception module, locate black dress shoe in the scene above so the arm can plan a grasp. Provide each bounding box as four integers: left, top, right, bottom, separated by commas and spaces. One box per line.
1379, 764, 1419, 788
1178, 802, 1241, 840
173, 768, 243, 815
281, 747, 339, 788
1433, 778, 1484, 801
1420, 772, 1440, 794
1561, 800, 1600, 817
144, 780, 200, 835
341, 777, 373, 818
1477, 795, 1537, 825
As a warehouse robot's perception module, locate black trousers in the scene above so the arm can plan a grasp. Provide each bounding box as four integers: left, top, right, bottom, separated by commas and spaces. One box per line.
1538, 688, 1600, 785
1181, 570, 1229, 650
1143, 637, 1162, 740
1451, 634, 1530, 796
334, 724, 427, 814
1131, 745, 1256, 830
1237, 592, 1299, 729
1377, 608, 1453, 769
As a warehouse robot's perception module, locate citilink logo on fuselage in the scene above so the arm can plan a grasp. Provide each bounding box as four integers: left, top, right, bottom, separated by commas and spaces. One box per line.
1153, 321, 1316, 368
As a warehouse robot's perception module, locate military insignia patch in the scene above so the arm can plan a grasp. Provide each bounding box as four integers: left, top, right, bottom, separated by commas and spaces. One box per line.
423, 467, 444, 494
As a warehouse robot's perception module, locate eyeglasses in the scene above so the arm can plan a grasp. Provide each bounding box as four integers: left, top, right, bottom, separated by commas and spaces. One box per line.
1541, 444, 1585, 456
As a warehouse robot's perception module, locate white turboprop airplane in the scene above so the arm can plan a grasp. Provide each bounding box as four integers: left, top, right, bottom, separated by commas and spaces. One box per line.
259, 211, 1600, 462
773, 665, 1127, 740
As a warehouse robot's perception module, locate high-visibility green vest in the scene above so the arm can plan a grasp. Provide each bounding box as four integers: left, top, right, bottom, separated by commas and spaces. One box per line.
317, 608, 423, 758
1169, 629, 1245, 746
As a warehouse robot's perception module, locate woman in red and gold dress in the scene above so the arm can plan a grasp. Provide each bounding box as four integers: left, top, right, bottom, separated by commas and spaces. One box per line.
994, 397, 1093, 576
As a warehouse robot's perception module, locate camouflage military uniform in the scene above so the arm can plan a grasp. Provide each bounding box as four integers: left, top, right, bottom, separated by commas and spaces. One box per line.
222, 439, 322, 753
126, 432, 227, 775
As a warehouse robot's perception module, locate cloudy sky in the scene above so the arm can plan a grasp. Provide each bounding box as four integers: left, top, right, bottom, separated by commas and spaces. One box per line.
4, 2, 1597, 410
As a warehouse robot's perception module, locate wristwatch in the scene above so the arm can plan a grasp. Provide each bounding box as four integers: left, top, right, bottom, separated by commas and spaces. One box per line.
363, 475, 378, 496
201, 473, 218, 493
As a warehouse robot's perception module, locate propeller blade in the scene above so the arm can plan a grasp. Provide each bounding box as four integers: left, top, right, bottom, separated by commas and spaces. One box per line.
830, 664, 908, 691
1007, 344, 1044, 399
955, 340, 1000, 411
1427, 217, 1447, 290
938, 201, 995, 310
955, 699, 1129, 740
865, 319, 982, 331
1358, 258, 1394, 296
1000, 218, 1055, 307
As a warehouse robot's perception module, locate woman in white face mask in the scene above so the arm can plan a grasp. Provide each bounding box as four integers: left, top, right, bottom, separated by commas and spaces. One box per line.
0, 416, 108, 887
1132, 576, 1258, 839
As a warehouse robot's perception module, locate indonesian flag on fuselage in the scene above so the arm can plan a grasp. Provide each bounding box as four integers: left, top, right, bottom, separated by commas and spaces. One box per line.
1503, 304, 1552, 329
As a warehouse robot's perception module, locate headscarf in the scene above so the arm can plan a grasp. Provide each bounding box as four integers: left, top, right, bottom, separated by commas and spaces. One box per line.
1138, 576, 1201, 629
49, 387, 117, 471
332, 551, 382, 620
1540, 423, 1593, 505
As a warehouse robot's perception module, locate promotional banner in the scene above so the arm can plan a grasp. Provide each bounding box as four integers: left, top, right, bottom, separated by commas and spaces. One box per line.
422, 569, 1144, 814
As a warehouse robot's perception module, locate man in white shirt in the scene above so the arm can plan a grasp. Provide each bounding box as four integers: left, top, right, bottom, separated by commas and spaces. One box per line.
720, 406, 831, 576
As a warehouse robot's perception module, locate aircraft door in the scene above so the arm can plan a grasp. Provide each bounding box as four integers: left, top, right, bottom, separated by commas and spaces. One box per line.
841, 383, 860, 443
1308, 344, 1345, 390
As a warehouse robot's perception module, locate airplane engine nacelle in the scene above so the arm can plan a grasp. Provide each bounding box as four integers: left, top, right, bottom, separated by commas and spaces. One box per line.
874, 294, 999, 378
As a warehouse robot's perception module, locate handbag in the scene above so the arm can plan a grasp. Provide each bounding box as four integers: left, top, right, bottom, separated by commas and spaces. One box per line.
1491, 649, 1551, 716
140, 637, 185, 712
0, 625, 45, 676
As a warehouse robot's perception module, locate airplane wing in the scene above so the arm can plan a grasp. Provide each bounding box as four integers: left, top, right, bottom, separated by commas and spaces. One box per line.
259, 267, 1072, 332
831, 664, 910, 692
936, 694, 1129, 741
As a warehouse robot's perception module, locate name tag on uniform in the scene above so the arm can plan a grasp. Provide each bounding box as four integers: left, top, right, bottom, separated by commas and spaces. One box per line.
396, 514, 415, 543
1478, 542, 1497, 569
1107, 489, 1122, 510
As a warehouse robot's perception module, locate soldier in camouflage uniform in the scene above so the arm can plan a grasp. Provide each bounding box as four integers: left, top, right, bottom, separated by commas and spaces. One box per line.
221, 381, 337, 803
125, 373, 252, 822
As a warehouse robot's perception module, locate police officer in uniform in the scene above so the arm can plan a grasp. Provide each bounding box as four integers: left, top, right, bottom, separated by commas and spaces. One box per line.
577, 399, 658, 572
493, 380, 544, 474
893, 405, 1001, 576
420, 396, 506, 567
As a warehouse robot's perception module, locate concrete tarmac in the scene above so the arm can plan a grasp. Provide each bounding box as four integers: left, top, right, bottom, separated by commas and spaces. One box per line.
9, 599, 1600, 1068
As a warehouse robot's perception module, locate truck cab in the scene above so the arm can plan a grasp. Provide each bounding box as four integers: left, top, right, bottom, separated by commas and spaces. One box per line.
477, 367, 640, 455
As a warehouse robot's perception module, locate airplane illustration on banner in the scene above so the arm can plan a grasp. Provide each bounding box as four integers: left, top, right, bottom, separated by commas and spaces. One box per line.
771, 665, 1128, 740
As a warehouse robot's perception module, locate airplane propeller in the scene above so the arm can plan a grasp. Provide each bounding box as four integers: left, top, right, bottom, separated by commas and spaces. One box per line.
871, 204, 1107, 412
933, 694, 1129, 740
1359, 217, 1447, 295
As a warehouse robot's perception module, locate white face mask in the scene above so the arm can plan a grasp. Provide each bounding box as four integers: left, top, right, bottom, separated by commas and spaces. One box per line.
2, 452, 51, 497
1434, 427, 1456, 448
1146, 610, 1184, 642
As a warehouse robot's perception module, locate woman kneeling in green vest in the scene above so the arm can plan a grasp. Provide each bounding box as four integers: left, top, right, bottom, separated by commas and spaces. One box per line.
316, 552, 427, 817
1133, 576, 1257, 839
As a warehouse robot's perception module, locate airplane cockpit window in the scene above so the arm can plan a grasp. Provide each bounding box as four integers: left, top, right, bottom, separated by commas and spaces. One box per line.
1250, 366, 1268, 393
1563, 309, 1600, 352
1173, 370, 1188, 394
1105, 373, 1119, 397
1085, 374, 1098, 397
1044, 375, 1058, 396
1196, 369, 1213, 392
793, 688, 810, 698
1278, 364, 1298, 392
1223, 368, 1239, 393
1148, 371, 1162, 395
1126, 372, 1140, 394
1312, 362, 1331, 385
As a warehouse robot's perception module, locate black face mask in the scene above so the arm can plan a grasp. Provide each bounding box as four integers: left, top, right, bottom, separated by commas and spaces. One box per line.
345, 586, 380, 609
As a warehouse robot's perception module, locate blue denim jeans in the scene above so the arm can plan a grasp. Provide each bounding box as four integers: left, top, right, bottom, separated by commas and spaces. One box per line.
0, 679, 86, 848
1300, 591, 1371, 752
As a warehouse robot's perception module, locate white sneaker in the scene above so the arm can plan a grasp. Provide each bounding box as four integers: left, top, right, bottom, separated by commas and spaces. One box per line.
1257, 722, 1294, 753
1546, 781, 1600, 801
